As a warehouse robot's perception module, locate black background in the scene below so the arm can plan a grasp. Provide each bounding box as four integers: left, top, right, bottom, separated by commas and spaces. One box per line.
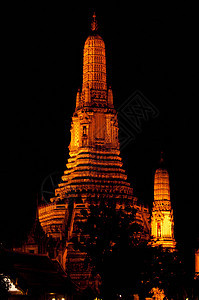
1, 4, 198, 259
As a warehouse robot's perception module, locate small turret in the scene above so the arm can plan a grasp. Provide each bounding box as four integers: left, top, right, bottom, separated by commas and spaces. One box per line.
150, 152, 176, 249
76, 88, 81, 108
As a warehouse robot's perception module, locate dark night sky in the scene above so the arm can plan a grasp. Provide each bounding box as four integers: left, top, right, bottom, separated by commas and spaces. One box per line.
1, 4, 198, 253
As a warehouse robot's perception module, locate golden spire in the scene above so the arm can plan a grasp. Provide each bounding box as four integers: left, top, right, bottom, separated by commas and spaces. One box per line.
82, 12, 107, 92
150, 154, 176, 249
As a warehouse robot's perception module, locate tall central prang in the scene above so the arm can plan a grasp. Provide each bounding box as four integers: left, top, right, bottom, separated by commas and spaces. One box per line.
38, 13, 150, 288
55, 13, 133, 205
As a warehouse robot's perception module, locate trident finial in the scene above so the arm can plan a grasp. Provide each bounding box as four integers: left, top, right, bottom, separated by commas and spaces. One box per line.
91, 12, 98, 32
160, 151, 164, 164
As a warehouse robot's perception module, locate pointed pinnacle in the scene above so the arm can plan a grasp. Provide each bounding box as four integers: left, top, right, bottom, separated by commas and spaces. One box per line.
160, 151, 164, 165
91, 12, 98, 32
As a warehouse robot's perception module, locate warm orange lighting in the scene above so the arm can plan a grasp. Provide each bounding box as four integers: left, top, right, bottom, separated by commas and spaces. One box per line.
150, 160, 176, 249
150, 287, 166, 300
83, 33, 107, 92
37, 12, 150, 289
154, 168, 170, 201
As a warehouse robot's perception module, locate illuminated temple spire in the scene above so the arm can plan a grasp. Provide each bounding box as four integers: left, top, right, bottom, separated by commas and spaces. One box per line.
82, 12, 107, 92
39, 12, 133, 239
150, 153, 176, 249
38, 14, 150, 287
